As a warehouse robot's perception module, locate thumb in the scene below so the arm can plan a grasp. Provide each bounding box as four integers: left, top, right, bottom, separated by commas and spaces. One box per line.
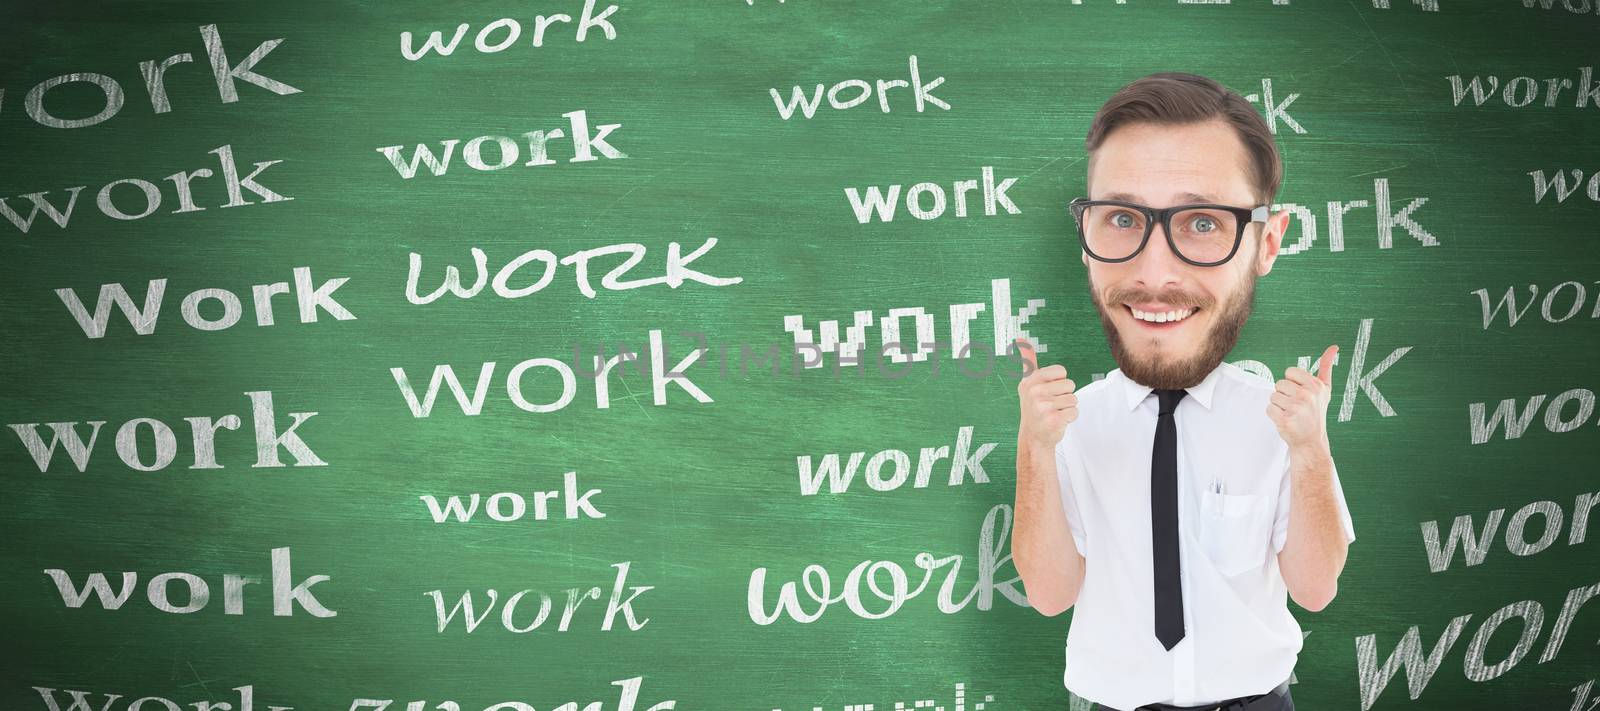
1318, 344, 1338, 386
1015, 337, 1038, 374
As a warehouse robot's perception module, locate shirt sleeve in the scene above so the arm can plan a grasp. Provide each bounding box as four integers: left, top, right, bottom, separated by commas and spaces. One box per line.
1272, 454, 1356, 554
1055, 432, 1089, 553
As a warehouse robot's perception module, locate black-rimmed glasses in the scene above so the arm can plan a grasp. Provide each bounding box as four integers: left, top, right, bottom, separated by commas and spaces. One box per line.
1068, 197, 1270, 267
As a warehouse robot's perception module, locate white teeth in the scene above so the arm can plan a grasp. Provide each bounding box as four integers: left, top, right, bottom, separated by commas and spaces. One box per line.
1129, 306, 1194, 323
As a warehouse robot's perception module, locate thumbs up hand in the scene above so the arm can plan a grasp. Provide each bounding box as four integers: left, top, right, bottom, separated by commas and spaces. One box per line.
1268, 344, 1338, 454
1015, 338, 1079, 453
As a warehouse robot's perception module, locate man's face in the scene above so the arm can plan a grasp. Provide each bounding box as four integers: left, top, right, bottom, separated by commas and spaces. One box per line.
1081, 118, 1291, 390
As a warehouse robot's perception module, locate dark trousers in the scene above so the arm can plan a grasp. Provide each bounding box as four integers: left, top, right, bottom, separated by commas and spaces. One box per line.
1090, 677, 1293, 711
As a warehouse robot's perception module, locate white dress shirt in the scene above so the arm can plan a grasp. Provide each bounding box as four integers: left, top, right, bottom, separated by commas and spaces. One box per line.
1055, 361, 1356, 710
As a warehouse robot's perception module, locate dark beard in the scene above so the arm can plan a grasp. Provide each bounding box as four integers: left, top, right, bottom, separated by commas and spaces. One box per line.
1086, 254, 1258, 391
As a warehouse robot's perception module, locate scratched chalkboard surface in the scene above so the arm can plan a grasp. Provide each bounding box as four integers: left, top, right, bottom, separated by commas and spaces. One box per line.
4, 1, 1599, 709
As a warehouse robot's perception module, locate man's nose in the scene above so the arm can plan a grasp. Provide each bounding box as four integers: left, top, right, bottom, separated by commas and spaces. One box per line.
1133, 219, 1188, 274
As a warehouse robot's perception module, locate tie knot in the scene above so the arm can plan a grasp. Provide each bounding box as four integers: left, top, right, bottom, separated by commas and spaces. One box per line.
1156, 388, 1187, 415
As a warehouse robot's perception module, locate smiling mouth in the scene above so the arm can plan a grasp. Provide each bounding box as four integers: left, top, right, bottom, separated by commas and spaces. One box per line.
1124, 304, 1201, 329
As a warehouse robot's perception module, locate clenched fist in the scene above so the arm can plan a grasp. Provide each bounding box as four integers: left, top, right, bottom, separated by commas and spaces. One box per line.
1015, 337, 1079, 453
1268, 344, 1338, 454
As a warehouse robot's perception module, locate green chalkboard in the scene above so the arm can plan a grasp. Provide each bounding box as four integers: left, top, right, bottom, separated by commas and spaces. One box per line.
4, 1, 1599, 710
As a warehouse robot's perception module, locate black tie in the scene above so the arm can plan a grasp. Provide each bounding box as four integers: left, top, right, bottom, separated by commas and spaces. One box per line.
1153, 388, 1188, 651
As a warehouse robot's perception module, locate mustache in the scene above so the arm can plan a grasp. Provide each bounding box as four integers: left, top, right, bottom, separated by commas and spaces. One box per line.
1108, 291, 1209, 309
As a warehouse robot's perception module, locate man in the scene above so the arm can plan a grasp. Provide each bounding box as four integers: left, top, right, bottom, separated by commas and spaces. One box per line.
1010, 72, 1356, 711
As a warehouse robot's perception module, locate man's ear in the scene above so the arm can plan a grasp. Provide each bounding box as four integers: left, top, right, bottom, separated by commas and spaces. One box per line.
1256, 208, 1292, 276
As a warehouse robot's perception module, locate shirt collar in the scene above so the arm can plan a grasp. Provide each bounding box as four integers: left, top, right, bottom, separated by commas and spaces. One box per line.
1119, 362, 1225, 412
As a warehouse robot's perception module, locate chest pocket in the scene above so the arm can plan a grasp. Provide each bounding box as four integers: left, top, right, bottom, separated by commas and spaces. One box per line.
1198, 490, 1273, 576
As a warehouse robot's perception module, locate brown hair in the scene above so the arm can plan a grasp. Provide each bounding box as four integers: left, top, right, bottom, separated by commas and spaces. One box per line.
1084, 72, 1282, 206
